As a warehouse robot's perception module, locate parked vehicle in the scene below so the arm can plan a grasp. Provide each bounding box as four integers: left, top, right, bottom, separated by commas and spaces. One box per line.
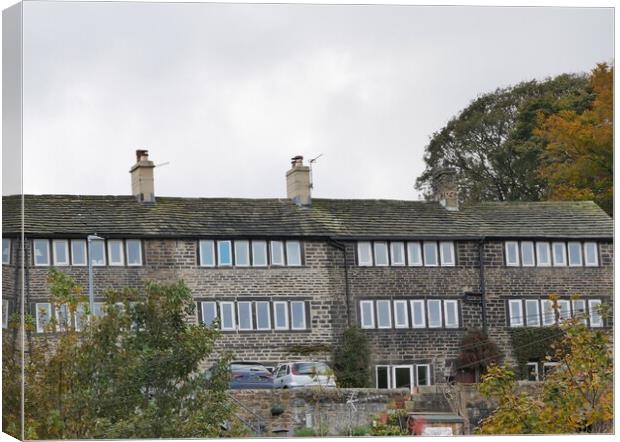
205, 361, 274, 389
273, 361, 336, 388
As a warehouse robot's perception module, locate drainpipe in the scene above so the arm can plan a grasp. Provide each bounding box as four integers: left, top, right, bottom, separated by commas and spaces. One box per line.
478, 238, 488, 335
328, 239, 351, 327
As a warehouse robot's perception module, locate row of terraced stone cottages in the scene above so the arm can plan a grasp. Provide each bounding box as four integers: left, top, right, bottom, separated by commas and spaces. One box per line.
2, 150, 613, 389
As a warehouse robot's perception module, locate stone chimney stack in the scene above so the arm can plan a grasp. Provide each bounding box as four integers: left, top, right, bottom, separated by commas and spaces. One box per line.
432, 168, 459, 211
286, 155, 311, 206
130, 149, 155, 203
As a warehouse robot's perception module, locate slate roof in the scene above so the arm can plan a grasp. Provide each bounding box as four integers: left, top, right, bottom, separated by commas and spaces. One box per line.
1, 194, 613, 239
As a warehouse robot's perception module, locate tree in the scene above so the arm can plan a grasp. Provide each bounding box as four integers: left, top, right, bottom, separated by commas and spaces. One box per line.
415, 73, 593, 205
477, 301, 612, 434
332, 326, 371, 388
536, 63, 613, 216
455, 329, 503, 380
2, 268, 236, 439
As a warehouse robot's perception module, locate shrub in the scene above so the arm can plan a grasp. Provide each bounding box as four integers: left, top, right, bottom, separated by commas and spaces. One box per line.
332, 326, 371, 387
455, 329, 503, 375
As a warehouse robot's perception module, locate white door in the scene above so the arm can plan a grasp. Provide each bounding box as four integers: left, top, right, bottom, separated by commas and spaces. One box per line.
391, 365, 414, 391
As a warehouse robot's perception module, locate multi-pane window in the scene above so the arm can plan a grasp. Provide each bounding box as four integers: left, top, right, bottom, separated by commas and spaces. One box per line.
217, 241, 233, 266
506, 241, 597, 267
374, 242, 389, 267
126, 240, 143, 266
357, 241, 455, 267
270, 241, 285, 266
234, 241, 250, 267
201, 239, 296, 267
286, 241, 302, 266
71, 240, 87, 266
252, 241, 268, 267
107, 240, 124, 266
2, 239, 10, 265
407, 242, 423, 266
507, 298, 604, 328
521, 242, 535, 267
427, 300, 442, 328
584, 242, 598, 266
35, 303, 52, 333
393, 300, 408, 328
390, 242, 405, 266
290, 301, 306, 330
90, 239, 106, 266
536, 242, 551, 267
256, 301, 271, 330
439, 241, 455, 266
376, 364, 432, 389
423, 242, 439, 267
376, 300, 392, 328
567, 242, 583, 266
33, 240, 50, 266
52, 240, 69, 266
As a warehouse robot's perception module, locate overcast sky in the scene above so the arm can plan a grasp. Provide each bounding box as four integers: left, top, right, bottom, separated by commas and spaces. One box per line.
12, 2, 615, 200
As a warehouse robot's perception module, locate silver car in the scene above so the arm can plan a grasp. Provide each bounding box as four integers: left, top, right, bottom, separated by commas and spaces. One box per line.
273, 361, 336, 388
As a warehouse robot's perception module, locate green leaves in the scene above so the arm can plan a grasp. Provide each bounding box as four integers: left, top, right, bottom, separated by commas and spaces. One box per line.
332, 326, 372, 388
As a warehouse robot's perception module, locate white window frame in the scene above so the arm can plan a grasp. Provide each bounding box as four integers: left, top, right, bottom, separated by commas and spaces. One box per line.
376, 300, 392, 329
2, 299, 9, 328
359, 300, 375, 329
439, 241, 455, 266
572, 299, 587, 325
219, 301, 236, 331
375, 365, 391, 389
237, 301, 253, 330
427, 299, 442, 328
407, 242, 423, 266
35, 302, 52, 333
217, 240, 233, 266
557, 299, 571, 323
567, 241, 583, 267
552, 242, 567, 267
199, 240, 216, 267
509, 299, 524, 327
423, 241, 439, 267
410, 300, 426, 328
251, 240, 268, 267
526, 362, 539, 381
92, 302, 106, 319
391, 365, 414, 390
286, 241, 302, 266
273, 301, 290, 330
541, 300, 555, 326
505, 241, 519, 267
234, 240, 250, 267
588, 299, 603, 328
33, 239, 50, 267
2, 239, 11, 265
443, 300, 459, 328
270, 241, 285, 266
374, 242, 389, 267
393, 300, 409, 329
255, 301, 272, 330
584, 242, 598, 267
90, 239, 106, 266
107, 240, 125, 266
357, 242, 373, 266
74, 303, 88, 332
416, 364, 431, 386
52, 240, 70, 266
125, 239, 143, 266
536, 242, 551, 267
525, 299, 540, 327
290, 301, 307, 330
520, 241, 535, 267
390, 242, 406, 266
200, 302, 217, 326
71, 240, 87, 266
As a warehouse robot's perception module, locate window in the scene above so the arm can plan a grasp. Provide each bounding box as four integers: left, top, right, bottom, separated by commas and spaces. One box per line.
237, 301, 253, 330
505, 241, 519, 266
92, 302, 106, 319
286, 241, 302, 266
357, 242, 373, 266
572, 299, 587, 325
552, 242, 567, 266
201, 302, 217, 326
376, 300, 392, 328
52, 240, 69, 266
536, 242, 551, 267
252, 241, 268, 267
526, 362, 539, 381
427, 300, 442, 328
33, 239, 50, 266
71, 240, 87, 266
444, 300, 459, 328
410, 300, 426, 328
394, 300, 408, 328
360, 300, 375, 329
525, 299, 540, 327
217, 241, 232, 266
508, 300, 524, 327
541, 300, 555, 326
543, 362, 559, 379
416, 364, 431, 386
390, 242, 405, 266
439, 241, 455, 266
423, 242, 438, 266
126, 240, 143, 266
376, 366, 391, 389
290, 301, 306, 330
557, 299, 571, 323
407, 242, 423, 266
255, 301, 271, 330
273, 301, 289, 330
107, 240, 124, 266
270, 241, 285, 266
90, 239, 106, 266
74, 303, 88, 332
584, 242, 598, 266
521, 241, 535, 267
2, 300, 8, 328
588, 299, 603, 327
199, 240, 216, 267
35, 302, 52, 332
392, 365, 413, 389
2, 239, 10, 264
374, 242, 389, 266
567, 241, 583, 266
234, 240, 250, 266
219, 302, 236, 330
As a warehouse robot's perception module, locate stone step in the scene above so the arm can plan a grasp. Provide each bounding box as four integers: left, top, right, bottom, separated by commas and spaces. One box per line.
405, 393, 452, 413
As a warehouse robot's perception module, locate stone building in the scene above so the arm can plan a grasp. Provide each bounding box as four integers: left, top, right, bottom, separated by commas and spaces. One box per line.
2, 151, 613, 389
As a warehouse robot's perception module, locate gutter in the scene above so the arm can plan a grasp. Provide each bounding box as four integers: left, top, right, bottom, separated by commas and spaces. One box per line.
327, 239, 351, 327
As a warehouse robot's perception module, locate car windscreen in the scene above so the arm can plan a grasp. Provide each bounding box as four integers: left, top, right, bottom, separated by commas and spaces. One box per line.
230, 363, 269, 372
292, 362, 330, 375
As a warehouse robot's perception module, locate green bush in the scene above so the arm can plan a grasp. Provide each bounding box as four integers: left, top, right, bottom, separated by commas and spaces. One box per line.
294, 427, 317, 437
332, 326, 371, 387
